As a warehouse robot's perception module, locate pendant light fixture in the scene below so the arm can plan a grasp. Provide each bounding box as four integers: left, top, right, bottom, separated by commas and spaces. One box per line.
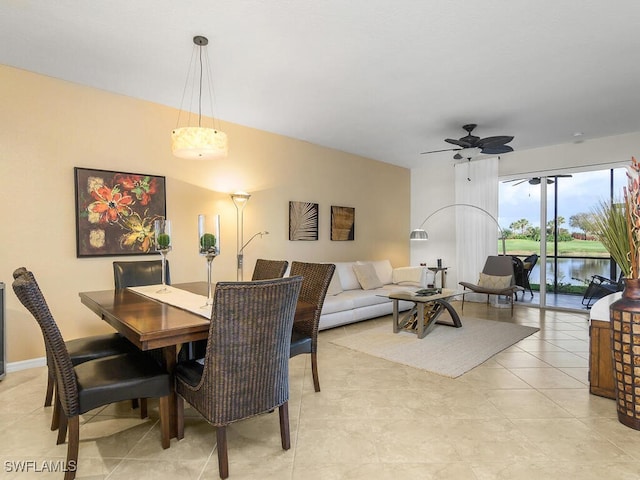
171, 35, 228, 160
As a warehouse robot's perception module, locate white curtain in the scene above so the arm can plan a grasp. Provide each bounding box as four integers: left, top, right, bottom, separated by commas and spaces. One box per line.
454, 158, 500, 288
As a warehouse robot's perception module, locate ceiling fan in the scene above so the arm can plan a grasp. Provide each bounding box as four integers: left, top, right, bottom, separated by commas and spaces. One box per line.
421, 124, 514, 159
504, 174, 572, 186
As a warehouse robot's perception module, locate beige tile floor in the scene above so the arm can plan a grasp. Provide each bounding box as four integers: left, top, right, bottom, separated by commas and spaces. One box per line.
2, 301, 640, 479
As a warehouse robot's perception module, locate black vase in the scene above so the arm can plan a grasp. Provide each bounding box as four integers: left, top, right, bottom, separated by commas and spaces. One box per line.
610, 277, 640, 429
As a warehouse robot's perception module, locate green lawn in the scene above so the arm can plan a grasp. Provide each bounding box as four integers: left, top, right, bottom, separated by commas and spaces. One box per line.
505, 239, 609, 257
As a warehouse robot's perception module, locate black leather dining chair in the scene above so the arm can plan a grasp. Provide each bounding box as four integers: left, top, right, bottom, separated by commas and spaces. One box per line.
12, 267, 137, 430
112, 259, 170, 412
113, 259, 170, 289
12, 271, 172, 480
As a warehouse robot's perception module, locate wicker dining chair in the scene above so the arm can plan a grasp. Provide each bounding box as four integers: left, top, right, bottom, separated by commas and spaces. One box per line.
12, 272, 171, 480
288, 261, 336, 392
251, 258, 289, 280
11, 268, 138, 429
174, 276, 302, 479
184, 258, 289, 362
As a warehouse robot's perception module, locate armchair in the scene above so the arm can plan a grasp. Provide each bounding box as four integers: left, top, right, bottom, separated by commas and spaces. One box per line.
521, 253, 538, 297
459, 255, 524, 316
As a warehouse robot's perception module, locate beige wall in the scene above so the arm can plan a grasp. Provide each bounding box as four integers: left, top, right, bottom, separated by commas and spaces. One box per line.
0, 65, 410, 363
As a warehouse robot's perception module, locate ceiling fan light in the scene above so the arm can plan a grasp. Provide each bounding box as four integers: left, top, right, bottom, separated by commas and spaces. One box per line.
458, 147, 482, 159
171, 126, 228, 160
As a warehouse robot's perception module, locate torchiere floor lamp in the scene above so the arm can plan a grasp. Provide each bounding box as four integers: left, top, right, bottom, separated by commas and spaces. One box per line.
231, 192, 251, 281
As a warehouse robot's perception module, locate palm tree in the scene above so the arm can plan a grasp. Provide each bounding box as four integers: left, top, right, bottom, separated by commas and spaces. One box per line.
510, 218, 530, 236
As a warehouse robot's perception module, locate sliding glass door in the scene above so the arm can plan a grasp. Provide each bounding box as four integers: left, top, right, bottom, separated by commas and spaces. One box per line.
499, 167, 625, 310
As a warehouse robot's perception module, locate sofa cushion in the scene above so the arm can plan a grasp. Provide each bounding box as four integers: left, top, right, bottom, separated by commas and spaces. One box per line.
353, 263, 383, 290
358, 260, 393, 285
334, 262, 361, 290
478, 272, 512, 289
350, 289, 390, 308
321, 293, 356, 314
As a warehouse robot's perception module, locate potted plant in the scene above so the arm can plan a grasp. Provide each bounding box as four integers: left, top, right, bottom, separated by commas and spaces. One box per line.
595, 157, 640, 430
590, 199, 630, 278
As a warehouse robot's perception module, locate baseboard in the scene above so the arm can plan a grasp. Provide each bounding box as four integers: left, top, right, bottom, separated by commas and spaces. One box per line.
6, 356, 46, 373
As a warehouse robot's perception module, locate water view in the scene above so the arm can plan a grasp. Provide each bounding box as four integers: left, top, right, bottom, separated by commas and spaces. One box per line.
528, 257, 614, 288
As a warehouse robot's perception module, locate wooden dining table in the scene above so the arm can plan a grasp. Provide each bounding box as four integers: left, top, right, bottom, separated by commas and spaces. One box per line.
79, 281, 315, 440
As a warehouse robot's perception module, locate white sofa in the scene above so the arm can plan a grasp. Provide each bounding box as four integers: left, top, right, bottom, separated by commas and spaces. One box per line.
319, 260, 431, 330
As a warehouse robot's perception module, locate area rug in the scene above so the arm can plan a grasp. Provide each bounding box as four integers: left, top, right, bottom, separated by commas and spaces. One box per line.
330, 317, 539, 378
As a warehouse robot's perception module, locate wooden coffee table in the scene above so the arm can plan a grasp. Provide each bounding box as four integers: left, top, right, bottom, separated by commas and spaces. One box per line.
387, 288, 462, 339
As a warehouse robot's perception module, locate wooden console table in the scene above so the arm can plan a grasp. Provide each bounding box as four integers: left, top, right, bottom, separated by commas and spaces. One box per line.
588, 293, 622, 400
589, 318, 616, 399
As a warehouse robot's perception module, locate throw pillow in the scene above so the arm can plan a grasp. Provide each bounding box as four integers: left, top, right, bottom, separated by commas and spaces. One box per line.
357, 260, 393, 285
477, 272, 512, 289
352, 263, 383, 290
392, 266, 424, 285
334, 262, 361, 290
326, 272, 343, 296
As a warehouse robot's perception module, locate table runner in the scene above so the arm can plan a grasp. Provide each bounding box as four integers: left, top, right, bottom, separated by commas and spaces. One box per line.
127, 284, 212, 319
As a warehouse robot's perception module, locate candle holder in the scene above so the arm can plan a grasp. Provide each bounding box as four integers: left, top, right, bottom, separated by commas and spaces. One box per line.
154, 219, 172, 293
198, 214, 220, 307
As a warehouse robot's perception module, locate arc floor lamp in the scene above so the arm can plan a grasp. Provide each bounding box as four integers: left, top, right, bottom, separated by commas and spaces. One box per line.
410, 203, 506, 255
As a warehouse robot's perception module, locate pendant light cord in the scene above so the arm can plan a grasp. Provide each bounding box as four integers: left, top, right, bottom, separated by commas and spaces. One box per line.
174, 35, 221, 133
198, 43, 203, 127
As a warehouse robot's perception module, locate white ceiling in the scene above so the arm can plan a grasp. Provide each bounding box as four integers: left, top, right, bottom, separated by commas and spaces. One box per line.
2, 0, 640, 169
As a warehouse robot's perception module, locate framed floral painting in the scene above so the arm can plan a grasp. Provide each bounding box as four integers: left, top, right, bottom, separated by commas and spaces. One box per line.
74, 167, 167, 257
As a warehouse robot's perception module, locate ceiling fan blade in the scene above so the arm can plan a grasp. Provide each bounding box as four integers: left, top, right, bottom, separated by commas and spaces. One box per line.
480, 145, 514, 155
420, 147, 460, 155
445, 138, 474, 148
512, 179, 527, 186
546, 178, 555, 184
476, 135, 514, 148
